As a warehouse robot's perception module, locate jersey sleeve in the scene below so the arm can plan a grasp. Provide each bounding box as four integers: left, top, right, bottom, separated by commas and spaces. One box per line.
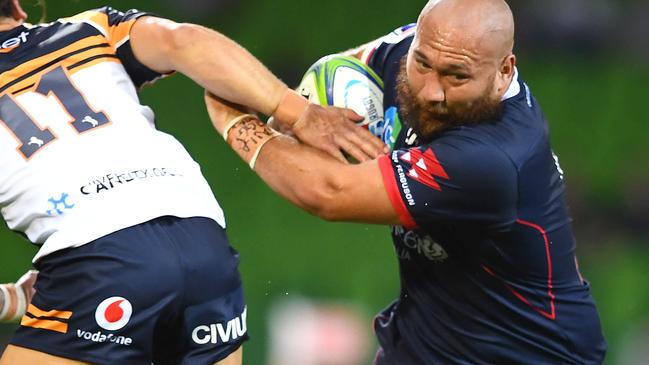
361, 24, 416, 80
65, 7, 167, 88
377, 138, 518, 231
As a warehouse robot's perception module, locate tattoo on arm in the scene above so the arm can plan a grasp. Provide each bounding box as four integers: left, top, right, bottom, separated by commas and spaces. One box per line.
226, 116, 280, 166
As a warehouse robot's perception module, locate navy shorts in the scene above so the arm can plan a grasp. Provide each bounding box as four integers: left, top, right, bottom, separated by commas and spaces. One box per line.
11, 216, 247, 365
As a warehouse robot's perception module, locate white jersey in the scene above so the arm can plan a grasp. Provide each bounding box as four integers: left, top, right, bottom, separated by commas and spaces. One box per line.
0, 8, 225, 262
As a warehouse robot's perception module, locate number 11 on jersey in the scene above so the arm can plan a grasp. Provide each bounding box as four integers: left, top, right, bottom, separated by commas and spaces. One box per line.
0, 65, 110, 160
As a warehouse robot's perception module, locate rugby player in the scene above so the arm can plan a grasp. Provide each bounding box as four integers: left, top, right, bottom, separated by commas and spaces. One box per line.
206, 0, 608, 363
0, 0, 384, 364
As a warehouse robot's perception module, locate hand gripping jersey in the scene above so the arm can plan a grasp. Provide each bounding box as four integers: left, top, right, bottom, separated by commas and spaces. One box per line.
365, 25, 607, 364
0, 8, 225, 262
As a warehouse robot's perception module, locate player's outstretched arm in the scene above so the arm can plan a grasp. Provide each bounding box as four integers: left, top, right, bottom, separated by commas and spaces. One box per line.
205, 93, 400, 224
128, 17, 385, 162
0, 270, 37, 323
130, 17, 283, 117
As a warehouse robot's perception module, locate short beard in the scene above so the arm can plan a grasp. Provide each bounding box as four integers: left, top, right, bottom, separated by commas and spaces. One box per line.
396, 57, 503, 142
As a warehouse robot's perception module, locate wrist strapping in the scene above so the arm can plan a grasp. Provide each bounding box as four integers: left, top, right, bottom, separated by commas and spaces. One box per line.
0, 284, 26, 322
224, 115, 281, 170
222, 114, 257, 141
14, 283, 26, 321
248, 133, 281, 170
272, 89, 309, 125
0, 285, 10, 320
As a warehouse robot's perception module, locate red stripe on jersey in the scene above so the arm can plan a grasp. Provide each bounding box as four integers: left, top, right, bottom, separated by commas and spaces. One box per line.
482, 220, 557, 321
516, 219, 556, 320
378, 155, 417, 230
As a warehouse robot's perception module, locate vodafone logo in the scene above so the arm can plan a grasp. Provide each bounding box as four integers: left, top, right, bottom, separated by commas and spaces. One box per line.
94, 297, 133, 331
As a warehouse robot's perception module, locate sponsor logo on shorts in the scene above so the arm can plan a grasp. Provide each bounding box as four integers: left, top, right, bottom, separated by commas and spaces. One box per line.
192, 307, 247, 345
76, 329, 133, 346
95, 297, 132, 331
74, 297, 134, 346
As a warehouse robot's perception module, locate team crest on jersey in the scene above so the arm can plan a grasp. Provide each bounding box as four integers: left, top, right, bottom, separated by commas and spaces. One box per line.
404, 128, 418, 146
399, 148, 449, 191
393, 226, 448, 262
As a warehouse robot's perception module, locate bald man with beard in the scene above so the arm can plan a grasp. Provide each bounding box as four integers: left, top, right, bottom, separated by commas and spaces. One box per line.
205, 0, 607, 363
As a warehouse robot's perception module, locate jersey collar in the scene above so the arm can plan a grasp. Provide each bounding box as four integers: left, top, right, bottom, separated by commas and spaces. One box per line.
501, 67, 520, 101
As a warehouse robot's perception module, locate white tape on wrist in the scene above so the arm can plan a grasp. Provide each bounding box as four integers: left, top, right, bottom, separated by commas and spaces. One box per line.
0, 285, 10, 321
249, 133, 281, 170
12, 284, 27, 322
223, 114, 257, 141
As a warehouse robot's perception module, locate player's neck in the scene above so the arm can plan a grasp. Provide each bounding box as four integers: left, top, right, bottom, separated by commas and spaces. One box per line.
0, 17, 23, 32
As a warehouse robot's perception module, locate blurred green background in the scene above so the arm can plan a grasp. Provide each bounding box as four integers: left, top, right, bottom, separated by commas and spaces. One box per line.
1, 1, 648, 364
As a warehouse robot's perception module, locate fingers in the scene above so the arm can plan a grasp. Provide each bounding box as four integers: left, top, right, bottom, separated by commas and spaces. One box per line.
291, 104, 389, 162
336, 107, 389, 156
348, 124, 389, 157
325, 143, 349, 164
17, 270, 38, 298
342, 107, 365, 122
16, 270, 38, 286
334, 134, 371, 162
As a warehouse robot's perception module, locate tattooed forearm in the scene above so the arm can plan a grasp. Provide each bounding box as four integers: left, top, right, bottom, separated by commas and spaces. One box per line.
226, 116, 280, 169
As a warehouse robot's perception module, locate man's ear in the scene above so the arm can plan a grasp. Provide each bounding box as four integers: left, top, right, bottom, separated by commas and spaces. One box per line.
496, 54, 516, 95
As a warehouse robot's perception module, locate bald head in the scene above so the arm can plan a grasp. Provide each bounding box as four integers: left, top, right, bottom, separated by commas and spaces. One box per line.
399, 0, 518, 139
419, 0, 515, 60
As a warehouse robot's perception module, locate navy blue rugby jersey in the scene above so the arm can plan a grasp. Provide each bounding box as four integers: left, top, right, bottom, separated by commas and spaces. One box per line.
363, 25, 607, 364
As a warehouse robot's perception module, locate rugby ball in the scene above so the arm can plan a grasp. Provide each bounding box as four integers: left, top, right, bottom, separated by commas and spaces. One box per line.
296, 54, 385, 138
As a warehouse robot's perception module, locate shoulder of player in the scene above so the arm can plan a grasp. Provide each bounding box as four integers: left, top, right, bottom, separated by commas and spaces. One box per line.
499, 72, 545, 128
362, 24, 415, 71
58, 7, 148, 36
440, 86, 550, 170
500, 78, 553, 167
421, 131, 519, 182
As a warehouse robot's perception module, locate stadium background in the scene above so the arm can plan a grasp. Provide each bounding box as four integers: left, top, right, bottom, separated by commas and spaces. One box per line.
1, 0, 647, 363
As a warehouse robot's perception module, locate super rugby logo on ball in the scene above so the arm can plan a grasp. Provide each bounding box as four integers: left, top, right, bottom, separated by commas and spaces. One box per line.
297, 55, 385, 138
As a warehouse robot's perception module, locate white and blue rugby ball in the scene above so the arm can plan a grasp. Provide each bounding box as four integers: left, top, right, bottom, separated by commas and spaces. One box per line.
296, 54, 385, 138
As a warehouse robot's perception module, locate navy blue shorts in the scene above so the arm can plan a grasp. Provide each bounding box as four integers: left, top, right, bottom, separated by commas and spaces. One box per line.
11, 216, 247, 365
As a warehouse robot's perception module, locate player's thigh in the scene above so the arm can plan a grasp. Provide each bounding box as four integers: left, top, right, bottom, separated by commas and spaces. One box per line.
0, 345, 89, 365
213, 346, 242, 365
167, 218, 248, 364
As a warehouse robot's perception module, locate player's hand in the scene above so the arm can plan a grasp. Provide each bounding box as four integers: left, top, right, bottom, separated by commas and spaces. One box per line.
291, 104, 389, 163
16, 270, 38, 306
266, 116, 294, 136
0, 270, 38, 323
